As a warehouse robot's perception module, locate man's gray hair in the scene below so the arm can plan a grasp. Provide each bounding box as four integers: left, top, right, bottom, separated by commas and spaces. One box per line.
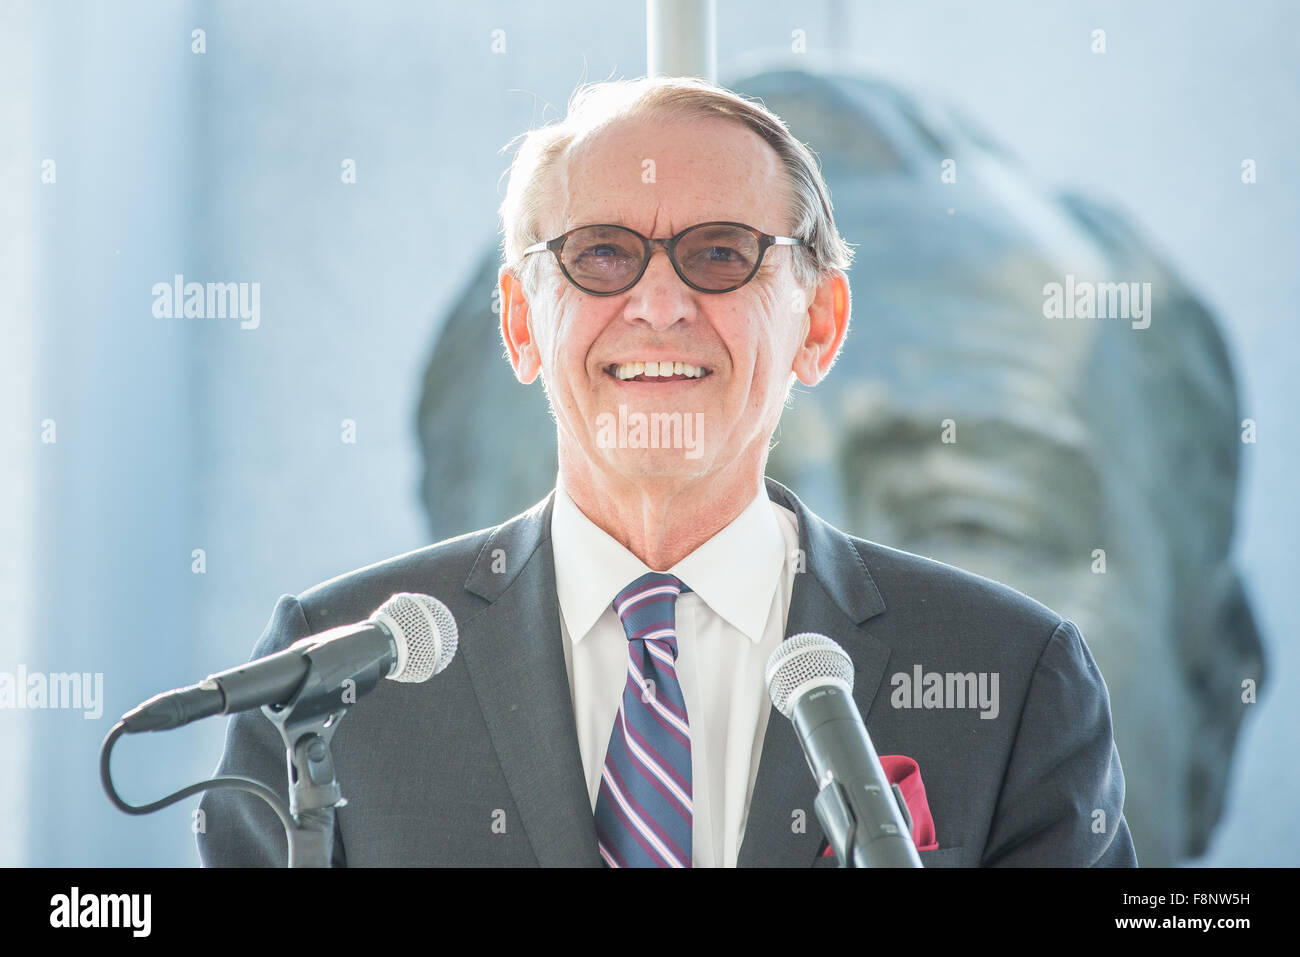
497, 75, 854, 298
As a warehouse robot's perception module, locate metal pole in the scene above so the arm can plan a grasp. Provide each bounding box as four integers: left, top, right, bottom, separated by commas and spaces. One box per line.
646, 0, 717, 82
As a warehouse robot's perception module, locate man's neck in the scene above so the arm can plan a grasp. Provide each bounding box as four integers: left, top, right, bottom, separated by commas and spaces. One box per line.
557, 455, 766, 571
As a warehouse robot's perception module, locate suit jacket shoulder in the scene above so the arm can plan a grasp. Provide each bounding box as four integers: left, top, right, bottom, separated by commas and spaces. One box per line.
849, 535, 1064, 659
294, 519, 514, 632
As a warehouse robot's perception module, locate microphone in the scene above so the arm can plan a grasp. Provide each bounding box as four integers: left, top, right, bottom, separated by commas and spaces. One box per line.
765, 633, 922, 868
121, 593, 458, 734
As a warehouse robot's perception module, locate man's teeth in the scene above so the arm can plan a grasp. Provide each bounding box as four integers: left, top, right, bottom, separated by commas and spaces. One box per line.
610, 361, 709, 380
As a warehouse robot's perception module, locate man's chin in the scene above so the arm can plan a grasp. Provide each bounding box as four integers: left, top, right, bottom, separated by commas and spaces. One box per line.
587, 404, 712, 469
593, 447, 712, 480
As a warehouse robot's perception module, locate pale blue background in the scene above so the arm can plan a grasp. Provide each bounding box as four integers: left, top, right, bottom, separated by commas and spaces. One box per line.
0, 0, 1294, 865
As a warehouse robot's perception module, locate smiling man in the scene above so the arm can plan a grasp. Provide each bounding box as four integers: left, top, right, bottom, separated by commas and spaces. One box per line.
198, 76, 1137, 868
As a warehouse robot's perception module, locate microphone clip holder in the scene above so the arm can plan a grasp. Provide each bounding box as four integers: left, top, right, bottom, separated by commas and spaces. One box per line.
262, 651, 366, 868
815, 777, 916, 868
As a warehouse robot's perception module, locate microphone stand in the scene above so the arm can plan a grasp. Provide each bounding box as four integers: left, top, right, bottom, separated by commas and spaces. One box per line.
100, 667, 348, 868
103, 603, 426, 868
262, 652, 362, 868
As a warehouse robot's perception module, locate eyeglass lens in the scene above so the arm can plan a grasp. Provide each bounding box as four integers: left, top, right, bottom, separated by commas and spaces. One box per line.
560, 224, 761, 293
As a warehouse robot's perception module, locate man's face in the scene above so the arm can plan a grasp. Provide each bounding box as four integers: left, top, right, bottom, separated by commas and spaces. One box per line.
504, 115, 832, 490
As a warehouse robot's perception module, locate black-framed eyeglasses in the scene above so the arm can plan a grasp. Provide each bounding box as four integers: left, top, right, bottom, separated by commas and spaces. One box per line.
521, 221, 804, 296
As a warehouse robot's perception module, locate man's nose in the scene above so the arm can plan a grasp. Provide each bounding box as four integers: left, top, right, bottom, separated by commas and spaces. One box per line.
623, 245, 696, 330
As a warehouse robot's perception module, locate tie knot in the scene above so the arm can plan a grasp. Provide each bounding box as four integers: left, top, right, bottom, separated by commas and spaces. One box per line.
613, 572, 690, 645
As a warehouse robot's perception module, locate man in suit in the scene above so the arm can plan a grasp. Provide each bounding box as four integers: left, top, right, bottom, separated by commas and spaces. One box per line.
198, 75, 1136, 867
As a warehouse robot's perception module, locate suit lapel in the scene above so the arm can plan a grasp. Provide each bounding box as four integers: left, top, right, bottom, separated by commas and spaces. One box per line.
736, 479, 893, 867
457, 492, 601, 866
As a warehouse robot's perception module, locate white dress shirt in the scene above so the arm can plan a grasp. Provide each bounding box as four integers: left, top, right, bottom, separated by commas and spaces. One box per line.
551, 478, 801, 867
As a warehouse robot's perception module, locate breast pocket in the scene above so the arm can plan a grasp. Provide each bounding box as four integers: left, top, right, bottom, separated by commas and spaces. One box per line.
917, 845, 966, 868
813, 844, 967, 867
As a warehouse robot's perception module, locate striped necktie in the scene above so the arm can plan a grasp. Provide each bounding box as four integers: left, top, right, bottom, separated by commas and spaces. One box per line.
594, 572, 693, 868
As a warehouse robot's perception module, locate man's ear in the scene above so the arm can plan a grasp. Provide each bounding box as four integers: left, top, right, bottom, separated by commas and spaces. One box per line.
792, 268, 851, 386
500, 266, 541, 384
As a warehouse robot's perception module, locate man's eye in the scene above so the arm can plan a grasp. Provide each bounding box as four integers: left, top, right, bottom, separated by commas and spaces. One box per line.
577, 244, 634, 261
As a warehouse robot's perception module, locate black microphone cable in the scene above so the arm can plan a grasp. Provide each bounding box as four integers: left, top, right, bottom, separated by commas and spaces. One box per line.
100, 719, 296, 841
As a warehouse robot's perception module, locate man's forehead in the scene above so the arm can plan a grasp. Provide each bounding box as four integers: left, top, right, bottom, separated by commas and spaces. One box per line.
555, 114, 789, 234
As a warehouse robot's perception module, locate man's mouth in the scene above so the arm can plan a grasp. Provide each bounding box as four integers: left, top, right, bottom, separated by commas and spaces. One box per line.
604, 361, 713, 383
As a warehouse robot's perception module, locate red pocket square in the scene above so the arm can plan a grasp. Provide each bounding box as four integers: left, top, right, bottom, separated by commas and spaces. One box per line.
819, 754, 938, 858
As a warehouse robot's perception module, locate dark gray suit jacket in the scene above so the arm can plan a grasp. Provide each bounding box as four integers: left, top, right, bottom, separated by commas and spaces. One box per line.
197, 478, 1137, 867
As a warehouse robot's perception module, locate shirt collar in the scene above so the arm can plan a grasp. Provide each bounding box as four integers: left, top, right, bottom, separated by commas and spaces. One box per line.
550, 477, 786, 646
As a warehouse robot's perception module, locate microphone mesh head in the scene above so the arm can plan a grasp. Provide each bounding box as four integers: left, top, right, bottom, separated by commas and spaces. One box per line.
371, 593, 459, 683
765, 632, 855, 718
